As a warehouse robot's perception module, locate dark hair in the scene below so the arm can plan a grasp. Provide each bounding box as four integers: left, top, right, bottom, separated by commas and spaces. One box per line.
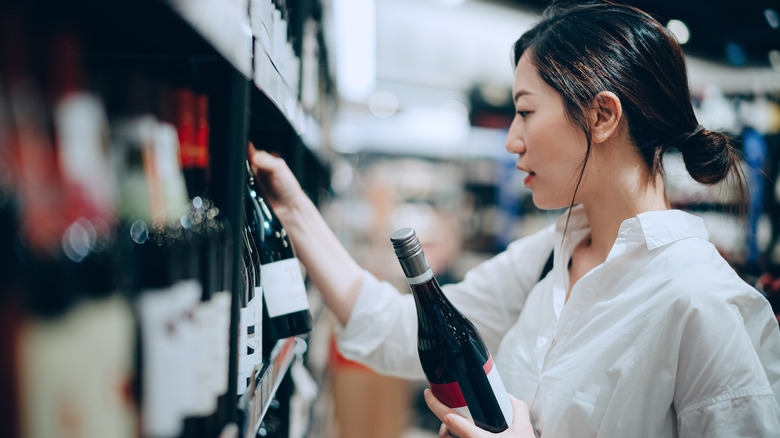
513, 0, 746, 212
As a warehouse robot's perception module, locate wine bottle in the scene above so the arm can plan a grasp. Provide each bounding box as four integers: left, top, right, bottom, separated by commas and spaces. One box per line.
3, 22, 136, 438
244, 160, 312, 358
170, 86, 223, 438
237, 223, 261, 396
112, 72, 201, 437
390, 227, 513, 433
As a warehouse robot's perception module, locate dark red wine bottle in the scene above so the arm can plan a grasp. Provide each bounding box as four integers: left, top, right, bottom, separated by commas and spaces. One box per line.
245, 161, 312, 358
390, 227, 513, 433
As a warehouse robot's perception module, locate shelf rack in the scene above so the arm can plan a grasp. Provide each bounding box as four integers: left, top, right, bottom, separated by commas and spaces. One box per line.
237, 337, 307, 438
13, 0, 331, 436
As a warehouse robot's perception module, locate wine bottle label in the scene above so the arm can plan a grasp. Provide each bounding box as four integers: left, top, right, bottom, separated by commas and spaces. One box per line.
244, 296, 260, 350
238, 305, 250, 356
429, 380, 474, 424
237, 351, 259, 395
137, 287, 185, 437
20, 295, 136, 438
261, 258, 310, 317
405, 267, 433, 286
255, 285, 263, 342
193, 300, 217, 414
173, 279, 203, 417
428, 355, 513, 427
485, 356, 514, 427
237, 354, 249, 395
212, 291, 232, 395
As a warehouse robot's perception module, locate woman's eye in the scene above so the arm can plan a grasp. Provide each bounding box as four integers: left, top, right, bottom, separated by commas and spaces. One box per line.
516, 111, 530, 118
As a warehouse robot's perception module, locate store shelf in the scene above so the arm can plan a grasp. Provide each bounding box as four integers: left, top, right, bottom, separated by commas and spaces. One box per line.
254, 44, 324, 154
168, 0, 253, 78
70, 0, 248, 78
237, 337, 306, 438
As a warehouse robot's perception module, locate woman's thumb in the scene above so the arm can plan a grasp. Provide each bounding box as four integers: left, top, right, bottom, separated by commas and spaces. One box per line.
507, 395, 534, 434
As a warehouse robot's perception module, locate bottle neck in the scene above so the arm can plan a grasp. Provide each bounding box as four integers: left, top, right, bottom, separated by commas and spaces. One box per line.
397, 251, 433, 286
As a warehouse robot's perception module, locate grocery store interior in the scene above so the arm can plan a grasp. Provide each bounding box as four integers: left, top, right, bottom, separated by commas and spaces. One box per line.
1, 0, 779, 437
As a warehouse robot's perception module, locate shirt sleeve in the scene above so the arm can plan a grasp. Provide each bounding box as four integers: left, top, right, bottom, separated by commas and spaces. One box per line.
337, 224, 557, 379
677, 391, 780, 437
337, 270, 424, 380
674, 261, 780, 437
440, 223, 556, 354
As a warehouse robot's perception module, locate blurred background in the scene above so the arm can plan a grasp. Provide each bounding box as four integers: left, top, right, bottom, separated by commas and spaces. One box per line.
1, 0, 779, 437
318, 1, 780, 436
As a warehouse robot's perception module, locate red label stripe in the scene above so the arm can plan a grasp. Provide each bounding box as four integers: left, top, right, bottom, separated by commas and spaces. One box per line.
429, 381, 467, 408
430, 355, 494, 409
483, 355, 493, 374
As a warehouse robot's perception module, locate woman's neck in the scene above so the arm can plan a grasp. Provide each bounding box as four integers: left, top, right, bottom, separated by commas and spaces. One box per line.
579, 160, 670, 261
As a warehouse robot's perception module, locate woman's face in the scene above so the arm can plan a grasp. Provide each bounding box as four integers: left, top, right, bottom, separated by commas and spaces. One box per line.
505, 52, 590, 210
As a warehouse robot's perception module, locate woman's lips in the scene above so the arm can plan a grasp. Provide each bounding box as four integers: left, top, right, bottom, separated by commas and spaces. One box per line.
524, 172, 535, 186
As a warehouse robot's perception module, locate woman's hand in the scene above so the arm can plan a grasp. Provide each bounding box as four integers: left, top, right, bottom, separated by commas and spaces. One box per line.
246, 141, 365, 325
424, 389, 536, 438
247, 142, 306, 219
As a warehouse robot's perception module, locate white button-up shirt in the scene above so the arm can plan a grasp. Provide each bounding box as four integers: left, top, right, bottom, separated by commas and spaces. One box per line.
339, 206, 780, 437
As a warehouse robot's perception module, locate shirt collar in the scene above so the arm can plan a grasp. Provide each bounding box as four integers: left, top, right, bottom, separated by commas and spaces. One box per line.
554, 205, 709, 253
635, 209, 709, 250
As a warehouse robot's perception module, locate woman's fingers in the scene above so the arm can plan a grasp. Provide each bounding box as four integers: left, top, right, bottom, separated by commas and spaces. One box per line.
506, 395, 535, 436
246, 142, 303, 211
424, 388, 457, 424
247, 142, 282, 175
425, 388, 474, 438
425, 389, 536, 438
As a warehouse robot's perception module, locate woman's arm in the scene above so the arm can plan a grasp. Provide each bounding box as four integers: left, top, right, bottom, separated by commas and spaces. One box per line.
248, 144, 363, 326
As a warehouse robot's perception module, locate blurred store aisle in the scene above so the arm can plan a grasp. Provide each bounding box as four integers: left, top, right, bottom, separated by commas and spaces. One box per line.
402, 427, 438, 438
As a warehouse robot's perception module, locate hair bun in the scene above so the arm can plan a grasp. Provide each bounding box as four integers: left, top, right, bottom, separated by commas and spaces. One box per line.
678, 126, 737, 185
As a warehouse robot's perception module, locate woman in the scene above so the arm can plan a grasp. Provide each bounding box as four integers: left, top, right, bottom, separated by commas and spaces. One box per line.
250, 1, 780, 436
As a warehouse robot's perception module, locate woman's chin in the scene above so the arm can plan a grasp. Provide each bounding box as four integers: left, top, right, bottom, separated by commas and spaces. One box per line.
531, 194, 569, 211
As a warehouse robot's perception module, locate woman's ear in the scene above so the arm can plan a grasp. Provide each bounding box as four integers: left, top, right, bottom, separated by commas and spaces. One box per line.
590, 91, 623, 144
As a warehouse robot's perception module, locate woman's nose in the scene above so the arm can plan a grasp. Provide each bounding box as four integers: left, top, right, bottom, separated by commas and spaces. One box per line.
505, 130, 526, 155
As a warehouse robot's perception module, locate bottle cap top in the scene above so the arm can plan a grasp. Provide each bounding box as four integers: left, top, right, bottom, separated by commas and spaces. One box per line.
390, 227, 422, 259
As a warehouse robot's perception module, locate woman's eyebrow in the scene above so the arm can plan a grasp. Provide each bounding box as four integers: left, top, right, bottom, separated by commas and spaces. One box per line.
513, 89, 534, 103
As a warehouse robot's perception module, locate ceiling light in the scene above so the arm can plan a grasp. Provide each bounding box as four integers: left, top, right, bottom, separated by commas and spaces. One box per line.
439, 100, 470, 127
666, 19, 690, 45
368, 90, 399, 118
726, 42, 746, 66
333, 0, 376, 102
769, 50, 780, 71
765, 8, 780, 29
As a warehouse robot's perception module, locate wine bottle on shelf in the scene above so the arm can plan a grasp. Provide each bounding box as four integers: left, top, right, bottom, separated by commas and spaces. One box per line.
245, 160, 312, 359
207, 208, 233, 435
51, 29, 119, 303
114, 115, 181, 438
390, 227, 513, 433
238, 223, 262, 396
2, 21, 136, 438
171, 85, 235, 438
112, 72, 202, 437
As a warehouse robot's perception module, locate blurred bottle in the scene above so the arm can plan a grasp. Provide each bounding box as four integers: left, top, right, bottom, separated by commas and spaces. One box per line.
170, 85, 235, 438
113, 68, 201, 438
245, 160, 312, 359
3, 16, 136, 438
0, 11, 24, 438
